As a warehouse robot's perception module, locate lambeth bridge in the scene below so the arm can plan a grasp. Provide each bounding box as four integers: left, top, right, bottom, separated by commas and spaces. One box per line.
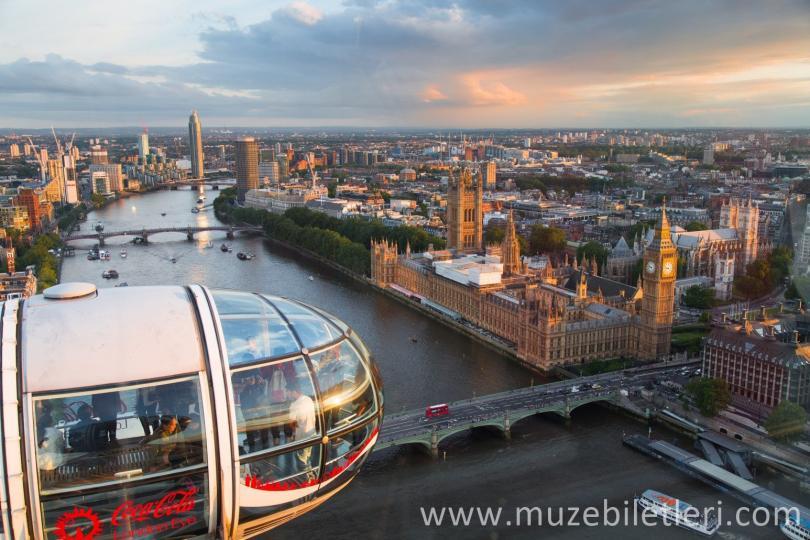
375, 360, 697, 457
64, 225, 263, 246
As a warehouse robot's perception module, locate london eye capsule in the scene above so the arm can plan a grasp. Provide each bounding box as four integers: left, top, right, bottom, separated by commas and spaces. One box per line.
0, 283, 383, 538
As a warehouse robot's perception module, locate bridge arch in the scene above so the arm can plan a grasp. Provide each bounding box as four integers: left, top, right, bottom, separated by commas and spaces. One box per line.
64, 225, 262, 244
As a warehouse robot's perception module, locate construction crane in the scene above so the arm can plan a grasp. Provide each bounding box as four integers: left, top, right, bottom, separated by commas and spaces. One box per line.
25, 136, 48, 182
305, 154, 318, 189
49, 128, 76, 157
51, 127, 63, 157
66, 132, 76, 153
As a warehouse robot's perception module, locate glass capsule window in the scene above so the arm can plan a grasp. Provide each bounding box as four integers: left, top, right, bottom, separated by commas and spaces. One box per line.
309, 341, 376, 434
266, 297, 344, 351
213, 291, 300, 365
209, 289, 383, 526
231, 357, 320, 456
33, 376, 208, 494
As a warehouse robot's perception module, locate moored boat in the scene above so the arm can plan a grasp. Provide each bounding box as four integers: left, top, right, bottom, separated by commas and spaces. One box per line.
781, 513, 810, 540
635, 489, 719, 536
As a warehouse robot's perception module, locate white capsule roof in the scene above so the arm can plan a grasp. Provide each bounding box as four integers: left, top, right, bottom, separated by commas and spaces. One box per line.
23, 285, 206, 393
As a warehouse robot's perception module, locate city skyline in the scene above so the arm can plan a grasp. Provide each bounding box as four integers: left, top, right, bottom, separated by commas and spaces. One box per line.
1, 0, 809, 128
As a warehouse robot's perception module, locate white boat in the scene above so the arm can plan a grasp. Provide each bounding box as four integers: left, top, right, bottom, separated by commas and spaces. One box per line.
781, 514, 810, 540
120, 248, 127, 258
635, 489, 719, 536
308, 276, 314, 281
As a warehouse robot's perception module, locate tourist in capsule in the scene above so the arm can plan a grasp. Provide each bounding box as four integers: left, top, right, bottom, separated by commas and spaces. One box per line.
237, 370, 271, 453
288, 379, 316, 473
265, 363, 294, 446
136, 386, 160, 436
67, 404, 98, 452
92, 390, 120, 446
145, 415, 180, 469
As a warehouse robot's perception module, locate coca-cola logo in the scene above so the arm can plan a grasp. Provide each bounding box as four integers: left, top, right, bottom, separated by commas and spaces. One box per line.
55, 507, 102, 540
111, 487, 198, 527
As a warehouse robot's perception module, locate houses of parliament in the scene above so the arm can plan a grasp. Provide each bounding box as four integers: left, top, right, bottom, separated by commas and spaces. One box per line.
371, 168, 677, 370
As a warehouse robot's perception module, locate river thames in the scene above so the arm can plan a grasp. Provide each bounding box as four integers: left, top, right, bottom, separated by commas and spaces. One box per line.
61, 187, 805, 539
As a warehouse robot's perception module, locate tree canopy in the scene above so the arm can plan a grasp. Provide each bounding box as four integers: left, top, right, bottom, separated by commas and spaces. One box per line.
685, 221, 709, 231
734, 247, 793, 299
685, 378, 731, 417
576, 241, 609, 269
764, 401, 808, 442
528, 225, 566, 256
484, 224, 505, 245
683, 285, 715, 309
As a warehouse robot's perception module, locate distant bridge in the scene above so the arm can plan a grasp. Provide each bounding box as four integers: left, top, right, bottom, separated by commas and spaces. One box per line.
375, 360, 699, 457
160, 178, 237, 187
64, 225, 263, 246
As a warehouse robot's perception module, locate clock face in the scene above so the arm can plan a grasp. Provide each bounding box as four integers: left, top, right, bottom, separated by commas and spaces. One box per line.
663, 261, 674, 276
646, 261, 656, 274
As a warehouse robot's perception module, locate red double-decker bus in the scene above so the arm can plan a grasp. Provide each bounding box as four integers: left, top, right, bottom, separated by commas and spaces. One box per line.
425, 403, 449, 418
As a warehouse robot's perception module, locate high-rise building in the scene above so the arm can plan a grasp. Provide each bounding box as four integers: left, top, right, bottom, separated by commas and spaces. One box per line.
62, 155, 79, 204
446, 168, 483, 253
702, 145, 714, 165
16, 188, 44, 232
638, 204, 677, 360
0, 206, 29, 231
91, 171, 111, 195
44, 159, 65, 203
89, 163, 123, 192
235, 137, 259, 202
138, 130, 150, 160
483, 161, 497, 188
259, 161, 280, 185
8, 144, 19, 158
276, 155, 289, 181
188, 110, 204, 179
89, 145, 108, 165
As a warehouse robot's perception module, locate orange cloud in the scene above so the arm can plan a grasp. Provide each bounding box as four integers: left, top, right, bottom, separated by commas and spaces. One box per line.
421, 85, 448, 103
461, 75, 526, 107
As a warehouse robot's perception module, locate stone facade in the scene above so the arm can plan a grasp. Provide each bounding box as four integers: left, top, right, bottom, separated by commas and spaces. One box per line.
372, 205, 678, 370
446, 168, 483, 253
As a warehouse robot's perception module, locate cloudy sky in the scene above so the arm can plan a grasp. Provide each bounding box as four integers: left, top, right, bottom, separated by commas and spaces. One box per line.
1, 0, 809, 128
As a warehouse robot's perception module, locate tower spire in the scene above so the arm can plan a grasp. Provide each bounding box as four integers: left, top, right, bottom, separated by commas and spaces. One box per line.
658, 197, 670, 234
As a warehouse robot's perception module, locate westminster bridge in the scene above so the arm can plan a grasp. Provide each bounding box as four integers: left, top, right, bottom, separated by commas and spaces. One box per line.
375, 360, 699, 457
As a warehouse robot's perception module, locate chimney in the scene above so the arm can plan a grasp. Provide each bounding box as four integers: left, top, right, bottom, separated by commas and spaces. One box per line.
794, 330, 800, 344
778, 302, 784, 314
759, 305, 766, 320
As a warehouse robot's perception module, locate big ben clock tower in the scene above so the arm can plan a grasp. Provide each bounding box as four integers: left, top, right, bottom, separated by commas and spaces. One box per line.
639, 203, 677, 360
